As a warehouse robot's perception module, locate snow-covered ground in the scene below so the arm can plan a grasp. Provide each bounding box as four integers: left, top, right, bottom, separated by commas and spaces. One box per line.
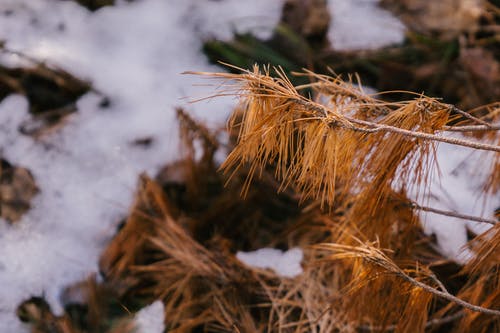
0, 1, 283, 330
1, 0, 495, 331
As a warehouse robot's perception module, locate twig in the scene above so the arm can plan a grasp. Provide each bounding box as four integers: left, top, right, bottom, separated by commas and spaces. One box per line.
0, 46, 106, 97
410, 202, 498, 225
394, 269, 500, 316
293, 99, 500, 153
443, 124, 500, 132
347, 117, 500, 152
448, 105, 493, 128
357, 311, 464, 331
429, 272, 449, 294
321, 242, 500, 317
0, 45, 46, 65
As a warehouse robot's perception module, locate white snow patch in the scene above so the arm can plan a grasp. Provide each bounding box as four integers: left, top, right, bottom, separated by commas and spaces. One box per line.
0, 0, 284, 331
236, 247, 304, 278
328, 0, 406, 51
187, 0, 285, 41
135, 301, 165, 333
410, 140, 498, 263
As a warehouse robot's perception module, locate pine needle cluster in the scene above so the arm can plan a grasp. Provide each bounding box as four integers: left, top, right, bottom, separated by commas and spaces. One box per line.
183, 65, 500, 331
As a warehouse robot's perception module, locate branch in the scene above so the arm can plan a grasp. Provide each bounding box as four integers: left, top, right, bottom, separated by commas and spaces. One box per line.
320, 243, 500, 317
292, 99, 500, 153
443, 124, 500, 132
357, 311, 464, 331
394, 268, 500, 316
348, 117, 500, 152
188, 68, 499, 151
410, 202, 498, 225
448, 105, 493, 128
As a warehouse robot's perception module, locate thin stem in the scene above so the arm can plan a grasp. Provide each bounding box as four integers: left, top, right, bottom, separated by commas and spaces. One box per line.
357, 311, 464, 331
293, 99, 500, 153
410, 202, 498, 225
323, 242, 500, 316
429, 272, 450, 294
394, 270, 500, 316
347, 118, 500, 152
443, 124, 500, 132
448, 105, 493, 128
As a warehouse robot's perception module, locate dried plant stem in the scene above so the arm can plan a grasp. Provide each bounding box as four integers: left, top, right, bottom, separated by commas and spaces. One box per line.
448, 105, 493, 128
0, 45, 45, 65
429, 272, 450, 293
394, 270, 500, 316
410, 202, 498, 225
292, 99, 500, 152
0, 45, 105, 97
322, 242, 500, 317
358, 311, 464, 331
443, 124, 500, 132
348, 117, 500, 152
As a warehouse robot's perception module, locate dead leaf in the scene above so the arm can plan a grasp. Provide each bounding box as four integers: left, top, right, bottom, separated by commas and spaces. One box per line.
0, 159, 38, 223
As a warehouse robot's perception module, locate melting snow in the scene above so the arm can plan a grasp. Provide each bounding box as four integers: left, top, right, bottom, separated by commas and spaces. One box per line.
0, 0, 284, 331
237, 247, 304, 278
135, 300, 165, 333
412, 141, 497, 263
328, 0, 406, 50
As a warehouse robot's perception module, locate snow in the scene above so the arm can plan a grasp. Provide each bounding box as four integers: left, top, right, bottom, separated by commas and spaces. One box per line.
236, 247, 304, 278
413, 141, 498, 263
328, 0, 406, 51
0, 0, 284, 331
135, 300, 165, 333
0, 0, 493, 331
188, 0, 284, 41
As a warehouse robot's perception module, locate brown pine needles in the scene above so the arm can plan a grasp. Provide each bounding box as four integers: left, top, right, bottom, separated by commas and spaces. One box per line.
45, 66, 499, 333
187, 64, 499, 209
183, 64, 500, 330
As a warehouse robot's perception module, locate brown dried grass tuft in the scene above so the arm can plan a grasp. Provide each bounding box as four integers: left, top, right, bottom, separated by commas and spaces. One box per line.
99, 173, 303, 332
98, 111, 307, 332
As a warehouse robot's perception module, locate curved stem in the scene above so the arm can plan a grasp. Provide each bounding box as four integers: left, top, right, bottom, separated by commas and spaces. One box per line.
292, 99, 500, 153
394, 270, 500, 316
410, 202, 497, 225
346, 118, 500, 152
357, 311, 464, 331
443, 124, 500, 132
